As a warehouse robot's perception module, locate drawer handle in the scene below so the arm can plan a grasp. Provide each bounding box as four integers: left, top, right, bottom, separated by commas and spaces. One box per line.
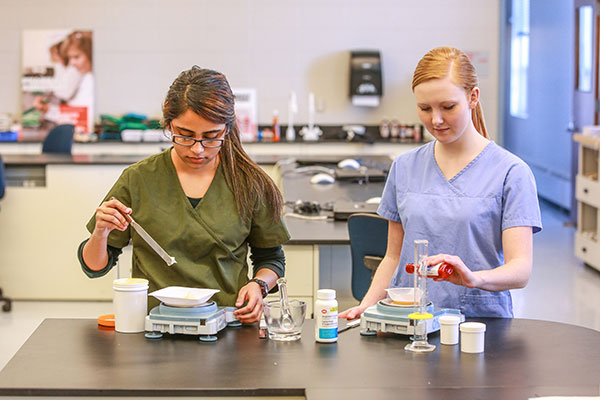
582, 247, 587, 253
583, 188, 589, 194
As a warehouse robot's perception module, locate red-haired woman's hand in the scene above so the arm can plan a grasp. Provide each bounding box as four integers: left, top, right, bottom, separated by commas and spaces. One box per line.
424, 254, 482, 288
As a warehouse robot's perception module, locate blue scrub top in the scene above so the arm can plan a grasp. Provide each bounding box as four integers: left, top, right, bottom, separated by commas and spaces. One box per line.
378, 141, 542, 318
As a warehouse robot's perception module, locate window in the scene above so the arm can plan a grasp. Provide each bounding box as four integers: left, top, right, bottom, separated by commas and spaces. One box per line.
578, 5, 593, 92
510, 0, 530, 118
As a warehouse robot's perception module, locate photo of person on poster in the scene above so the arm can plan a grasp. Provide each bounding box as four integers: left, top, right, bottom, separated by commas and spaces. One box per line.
21, 30, 94, 141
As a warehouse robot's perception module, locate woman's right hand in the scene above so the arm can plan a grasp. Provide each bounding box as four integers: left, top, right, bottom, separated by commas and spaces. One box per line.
33, 96, 49, 113
339, 304, 369, 320
93, 198, 132, 237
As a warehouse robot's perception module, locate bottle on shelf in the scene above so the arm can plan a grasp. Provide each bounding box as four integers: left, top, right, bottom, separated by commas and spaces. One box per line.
405, 262, 454, 279
272, 109, 280, 142
413, 124, 422, 142
286, 91, 297, 142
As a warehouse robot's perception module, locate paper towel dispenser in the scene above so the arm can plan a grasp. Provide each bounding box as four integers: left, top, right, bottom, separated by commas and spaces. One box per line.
350, 50, 382, 107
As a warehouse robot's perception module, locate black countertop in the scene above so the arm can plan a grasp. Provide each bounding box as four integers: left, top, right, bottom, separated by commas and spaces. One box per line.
0, 318, 598, 399
281, 157, 388, 244
2, 123, 425, 145
2, 153, 146, 166
2, 153, 394, 167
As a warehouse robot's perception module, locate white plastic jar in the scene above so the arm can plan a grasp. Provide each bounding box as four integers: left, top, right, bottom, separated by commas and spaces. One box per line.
460, 322, 486, 353
113, 278, 149, 333
315, 289, 338, 343
439, 315, 461, 345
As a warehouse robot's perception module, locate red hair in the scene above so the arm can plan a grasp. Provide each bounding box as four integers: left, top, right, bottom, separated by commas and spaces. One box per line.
412, 47, 487, 138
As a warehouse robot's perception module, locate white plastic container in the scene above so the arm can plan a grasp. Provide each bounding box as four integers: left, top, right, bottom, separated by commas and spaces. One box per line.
315, 289, 338, 343
121, 129, 143, 142
149, 286, 219, 307
142, 129, 164, 142
439, 315, 461, 345
113, 278, 149, 333
385, 287, 423, 305
460, 322, 486, 353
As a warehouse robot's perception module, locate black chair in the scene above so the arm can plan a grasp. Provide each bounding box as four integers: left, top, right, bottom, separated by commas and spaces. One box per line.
0, 156, 11, 311
347, 213, 388, 302
42, 124, 74, 154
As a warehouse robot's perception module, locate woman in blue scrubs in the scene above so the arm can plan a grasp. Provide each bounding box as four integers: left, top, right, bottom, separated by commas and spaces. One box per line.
340, 47, 542, 319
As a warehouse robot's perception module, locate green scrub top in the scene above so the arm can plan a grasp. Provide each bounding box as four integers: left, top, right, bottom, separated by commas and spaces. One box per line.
86, 148, 290, 308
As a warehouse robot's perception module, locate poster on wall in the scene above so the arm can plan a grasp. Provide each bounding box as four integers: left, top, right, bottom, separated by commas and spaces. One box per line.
21, 30, 94, 142
233, 88, 257, 142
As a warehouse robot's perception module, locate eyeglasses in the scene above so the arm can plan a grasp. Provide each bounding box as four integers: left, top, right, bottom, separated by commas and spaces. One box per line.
171, 134, 225, 148
168, 123, 226, 148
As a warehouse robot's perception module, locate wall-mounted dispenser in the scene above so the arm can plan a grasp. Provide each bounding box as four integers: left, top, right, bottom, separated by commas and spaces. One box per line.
350, 50, 382, 107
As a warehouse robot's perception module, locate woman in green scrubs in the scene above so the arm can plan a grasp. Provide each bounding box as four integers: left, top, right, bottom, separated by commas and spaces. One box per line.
78, 67, 290, 324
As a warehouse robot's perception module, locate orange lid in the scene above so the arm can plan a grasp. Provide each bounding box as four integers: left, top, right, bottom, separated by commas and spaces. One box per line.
97, 314, 115, 328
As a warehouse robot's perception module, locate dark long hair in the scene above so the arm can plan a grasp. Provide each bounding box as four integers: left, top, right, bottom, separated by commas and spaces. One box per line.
162, 66, 283, 222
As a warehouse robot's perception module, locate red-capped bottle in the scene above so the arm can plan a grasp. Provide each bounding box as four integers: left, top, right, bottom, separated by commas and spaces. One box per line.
405, 262, 453, 279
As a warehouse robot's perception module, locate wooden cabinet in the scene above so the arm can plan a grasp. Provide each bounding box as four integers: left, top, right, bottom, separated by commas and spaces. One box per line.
0, 164, 128, 299
574, 134, 600, 272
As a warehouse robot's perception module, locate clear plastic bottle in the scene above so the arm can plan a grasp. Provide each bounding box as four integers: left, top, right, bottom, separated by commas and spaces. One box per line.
315, 289, 338, 343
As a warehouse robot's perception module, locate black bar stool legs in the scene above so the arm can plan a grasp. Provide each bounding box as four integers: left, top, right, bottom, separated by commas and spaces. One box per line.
0, 287, 11, 312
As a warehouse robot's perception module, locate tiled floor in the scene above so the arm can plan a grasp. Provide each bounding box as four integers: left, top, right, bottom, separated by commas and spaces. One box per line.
1, 201, 599, 372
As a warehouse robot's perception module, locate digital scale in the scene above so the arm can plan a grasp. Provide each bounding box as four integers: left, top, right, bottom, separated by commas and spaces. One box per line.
144, 301, 241, 342
360, 298, 464, 336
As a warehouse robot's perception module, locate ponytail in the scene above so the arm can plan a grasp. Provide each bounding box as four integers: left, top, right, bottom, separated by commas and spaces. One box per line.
472, 102, 488, 138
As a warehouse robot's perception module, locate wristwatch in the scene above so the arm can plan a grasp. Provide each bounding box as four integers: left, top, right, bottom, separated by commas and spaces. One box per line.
248, 278, 269, 298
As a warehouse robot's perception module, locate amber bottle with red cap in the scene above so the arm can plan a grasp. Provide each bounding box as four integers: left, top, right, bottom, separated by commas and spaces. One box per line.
405, 262, 454, 279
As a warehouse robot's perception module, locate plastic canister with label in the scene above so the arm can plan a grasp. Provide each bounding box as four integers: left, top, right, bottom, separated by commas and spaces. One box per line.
315, 289, 338, 343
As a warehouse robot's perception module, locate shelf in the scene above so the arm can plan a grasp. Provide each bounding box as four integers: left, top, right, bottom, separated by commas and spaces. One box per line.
574, 134, 600, 272
576, 174, 600, 208
574, 133, 600, 148
581, 146, 599, 181
578, 202, 597, 238
575, 232, 600, 272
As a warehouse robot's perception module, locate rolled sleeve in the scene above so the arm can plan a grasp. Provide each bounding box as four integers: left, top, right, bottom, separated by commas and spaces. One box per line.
77, 239, 123, 279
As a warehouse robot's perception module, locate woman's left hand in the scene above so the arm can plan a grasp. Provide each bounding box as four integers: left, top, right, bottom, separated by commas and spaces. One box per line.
424, 254, 482, 289
233, 282, 264, 324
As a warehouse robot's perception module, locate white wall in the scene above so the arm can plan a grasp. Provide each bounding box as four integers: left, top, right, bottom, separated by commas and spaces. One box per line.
0, 0, 500, 138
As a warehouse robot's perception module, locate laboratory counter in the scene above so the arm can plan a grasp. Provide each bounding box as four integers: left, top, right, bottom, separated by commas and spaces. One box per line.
2, 153, 145, 166
281, 163, 387, 245
0, 318, 598, 399
0, 139, 419, 159
1, 152, 392, 167
0, 123, 424, 146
